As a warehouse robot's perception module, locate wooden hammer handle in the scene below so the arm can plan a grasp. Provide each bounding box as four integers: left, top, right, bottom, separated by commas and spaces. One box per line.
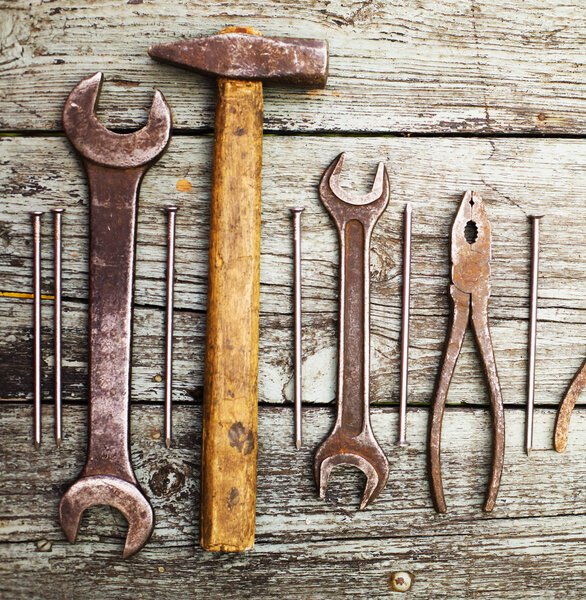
201, 76, 263, 552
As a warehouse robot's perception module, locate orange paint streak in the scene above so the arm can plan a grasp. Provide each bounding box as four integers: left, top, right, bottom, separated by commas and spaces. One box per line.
0, 291, 54, 300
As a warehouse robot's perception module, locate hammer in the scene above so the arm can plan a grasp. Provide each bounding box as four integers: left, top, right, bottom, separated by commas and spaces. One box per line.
149, 28, 328, 552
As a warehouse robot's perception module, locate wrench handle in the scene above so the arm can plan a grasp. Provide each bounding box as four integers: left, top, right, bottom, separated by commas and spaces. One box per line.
338, 219, 370, 435
82, 162, 145, 484
201, 74, 263, 552
323, 196, 388, 438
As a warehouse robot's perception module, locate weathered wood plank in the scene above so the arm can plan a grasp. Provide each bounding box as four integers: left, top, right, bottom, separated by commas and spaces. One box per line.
1, 405, 585, 599
2, 405, 586, 543
2, 136, 586, 407
3, 520, 586, 600
1, 0, 586, 133
0, 289, 583, 410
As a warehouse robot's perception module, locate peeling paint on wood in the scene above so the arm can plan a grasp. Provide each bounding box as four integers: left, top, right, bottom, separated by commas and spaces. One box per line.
0, 405, 586, 599
1, 1, 586, 133
2, 137, 586, 410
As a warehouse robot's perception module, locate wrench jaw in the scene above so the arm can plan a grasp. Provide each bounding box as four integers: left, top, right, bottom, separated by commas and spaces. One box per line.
59, 475, 154, 558
320, 153, 389, 218
314, 428, 390, 509
62, 72, 172, 170
326, 153, 387, 207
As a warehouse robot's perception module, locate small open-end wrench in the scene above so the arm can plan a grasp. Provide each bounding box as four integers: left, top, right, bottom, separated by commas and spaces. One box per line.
314, 153, 390, 509
59, 73, 171, 557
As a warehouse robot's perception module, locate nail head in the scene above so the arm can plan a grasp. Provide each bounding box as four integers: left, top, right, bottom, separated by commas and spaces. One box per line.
390, 571, 413, 592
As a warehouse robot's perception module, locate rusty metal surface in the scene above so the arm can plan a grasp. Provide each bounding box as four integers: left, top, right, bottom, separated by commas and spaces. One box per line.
149, 32, 328, 88
59, 72, 171, 557
314, 153, 390, 509
428, 191, 505, 513
554, 357, 586, 452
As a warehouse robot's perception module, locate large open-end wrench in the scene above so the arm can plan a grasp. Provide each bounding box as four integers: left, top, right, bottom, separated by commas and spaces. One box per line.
59, 73, 171, 557
314, 153, 390, 509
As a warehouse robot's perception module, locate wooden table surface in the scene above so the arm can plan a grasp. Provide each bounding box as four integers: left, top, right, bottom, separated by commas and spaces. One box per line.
2, 1, 586, 598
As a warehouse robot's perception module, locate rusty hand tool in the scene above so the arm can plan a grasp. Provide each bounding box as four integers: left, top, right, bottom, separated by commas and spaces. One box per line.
30, 210, 43, 448
555, 359, 586, 452
314, 153, 390, 509
149, 28, 328, 551
428, 191, 505, 513
59, 72, 171, 557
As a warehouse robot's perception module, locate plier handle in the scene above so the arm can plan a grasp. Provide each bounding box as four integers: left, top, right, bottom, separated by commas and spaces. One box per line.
428, 191, 506, 513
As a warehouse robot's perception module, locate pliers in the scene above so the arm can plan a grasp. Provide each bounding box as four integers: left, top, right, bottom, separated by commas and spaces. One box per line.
428, 191, 505, 513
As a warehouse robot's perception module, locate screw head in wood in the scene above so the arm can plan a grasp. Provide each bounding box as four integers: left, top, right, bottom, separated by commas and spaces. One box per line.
390, 571, 413, 592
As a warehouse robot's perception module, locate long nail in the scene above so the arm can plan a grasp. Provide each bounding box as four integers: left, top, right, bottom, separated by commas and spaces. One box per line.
52, 209, 64, 446
291, 207, 304, 450
30, 211, 44, 448
396, 203, 412, 447
165, 206, 178, 449
527, 215, 543, 456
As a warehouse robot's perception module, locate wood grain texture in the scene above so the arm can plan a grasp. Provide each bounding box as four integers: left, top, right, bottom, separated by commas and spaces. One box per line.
2, 136, 586, 411
1, 0, 586, 133
1, 404, 586, 599
201, 74, 263, 551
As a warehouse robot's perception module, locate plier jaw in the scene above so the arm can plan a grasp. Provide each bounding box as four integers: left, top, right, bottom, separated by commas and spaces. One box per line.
428, 192, 505, 513
451, 191, 492, 298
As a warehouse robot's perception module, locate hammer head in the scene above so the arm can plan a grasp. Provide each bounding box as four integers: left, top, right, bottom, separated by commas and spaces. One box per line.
149, 30, 328, 88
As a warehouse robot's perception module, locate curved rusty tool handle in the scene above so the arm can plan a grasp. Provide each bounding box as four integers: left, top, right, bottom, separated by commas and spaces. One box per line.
470, 292, 505, 512
554, 357, 586, 452
429, 285, 470, 513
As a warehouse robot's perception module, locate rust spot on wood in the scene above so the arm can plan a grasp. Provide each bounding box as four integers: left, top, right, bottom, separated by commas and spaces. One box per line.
111, 78, 140, 88
176, 179, 192, 192
228, 422, 255, 455
149, 464, 186, 497
228, 487, 240, 508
